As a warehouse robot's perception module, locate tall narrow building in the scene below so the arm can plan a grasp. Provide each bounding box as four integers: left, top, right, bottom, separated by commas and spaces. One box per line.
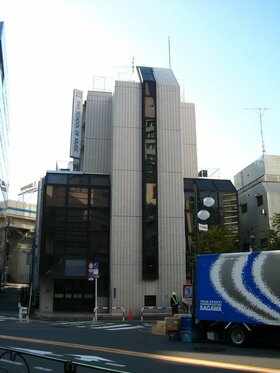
36, 66, 198, 315
80, 67, 198, 312
0, 22, 10, 285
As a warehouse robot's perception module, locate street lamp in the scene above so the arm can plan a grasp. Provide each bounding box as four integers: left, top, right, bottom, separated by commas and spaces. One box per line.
192, 190, 215, 320
194, 188, 215, 254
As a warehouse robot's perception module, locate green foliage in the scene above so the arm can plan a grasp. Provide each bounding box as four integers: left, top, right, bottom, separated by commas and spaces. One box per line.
261, 213, 280, 250
186, 225, 238, 281
199, 225, 237, 254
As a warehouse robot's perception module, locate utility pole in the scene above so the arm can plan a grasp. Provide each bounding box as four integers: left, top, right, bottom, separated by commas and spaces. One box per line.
245, 107, 271, 156
1, 217, 11, 288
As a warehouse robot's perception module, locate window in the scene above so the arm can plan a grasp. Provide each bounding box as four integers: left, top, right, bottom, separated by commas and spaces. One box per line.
146, 183, 157, 205
65, 259, 87, 277
144, 295, 156, 307
89, 232, 109, 254
139, 67, 159, 281
90, 188, 109, 207
46, 186, 66, 207
256, 195, 263, 207
89, 210, 110, 231
145, 120, 155, 138
67, 209, 88, 229
68, 187, 88, 207
65, 259, 86, 277
65, 232, 88, 254
241, 203, 247, 214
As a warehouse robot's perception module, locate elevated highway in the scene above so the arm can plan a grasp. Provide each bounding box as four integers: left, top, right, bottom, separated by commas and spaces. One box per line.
1, 200, 37, 284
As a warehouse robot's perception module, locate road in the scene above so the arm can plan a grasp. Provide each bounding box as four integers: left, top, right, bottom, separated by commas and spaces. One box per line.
0, 315, 279, 372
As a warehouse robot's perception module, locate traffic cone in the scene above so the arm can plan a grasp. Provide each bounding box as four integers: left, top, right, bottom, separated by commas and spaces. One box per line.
128, 309, 133, 320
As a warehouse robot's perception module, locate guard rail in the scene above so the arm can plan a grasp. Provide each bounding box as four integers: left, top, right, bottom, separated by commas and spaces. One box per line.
0, 346, 131, 372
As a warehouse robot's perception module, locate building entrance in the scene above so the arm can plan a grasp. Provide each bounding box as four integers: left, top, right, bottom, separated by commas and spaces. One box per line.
53, 279, 94, 312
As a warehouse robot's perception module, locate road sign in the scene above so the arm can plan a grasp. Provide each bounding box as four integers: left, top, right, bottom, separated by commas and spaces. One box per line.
93, 262, 99, 269
183, 284, 193, 301
199, 223, 208, 231
88, 262, 94, 281
93, 268, 99, 278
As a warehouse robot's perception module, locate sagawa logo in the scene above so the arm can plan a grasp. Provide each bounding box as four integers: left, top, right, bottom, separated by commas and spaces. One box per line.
200, 300, 222, 312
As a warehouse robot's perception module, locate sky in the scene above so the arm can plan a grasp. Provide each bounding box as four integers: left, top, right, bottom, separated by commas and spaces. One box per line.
1, 0, 280, 198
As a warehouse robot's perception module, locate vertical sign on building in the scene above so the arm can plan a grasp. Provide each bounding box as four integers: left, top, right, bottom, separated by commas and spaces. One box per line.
70, 89, 83, 159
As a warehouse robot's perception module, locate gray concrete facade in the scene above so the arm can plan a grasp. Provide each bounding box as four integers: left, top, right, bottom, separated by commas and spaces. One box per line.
79, 67, 198, 315
234, 155, 280, 249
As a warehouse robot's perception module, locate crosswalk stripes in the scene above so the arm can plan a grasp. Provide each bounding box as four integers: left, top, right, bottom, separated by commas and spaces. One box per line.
0, 315, 18, 322
91, 323, 144, 331
50, 320, 152, 332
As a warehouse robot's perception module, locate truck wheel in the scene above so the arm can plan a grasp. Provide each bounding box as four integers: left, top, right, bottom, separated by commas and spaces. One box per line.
228, 325, 248, 346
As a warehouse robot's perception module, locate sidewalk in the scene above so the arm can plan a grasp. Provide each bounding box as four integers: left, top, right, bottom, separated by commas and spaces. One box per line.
33, 311, 94, 321
0, 283, 149, 322
0, 283, 21, 314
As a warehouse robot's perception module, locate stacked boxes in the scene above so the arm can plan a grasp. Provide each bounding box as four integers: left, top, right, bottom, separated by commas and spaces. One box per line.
151, 315, 196, 342
151, 316, 182, 336
151, 320, 167, 335
164, 316, 181, 332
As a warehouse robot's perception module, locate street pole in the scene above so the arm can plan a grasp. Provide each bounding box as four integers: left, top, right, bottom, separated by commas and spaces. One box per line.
194, 185, 199, 255
1, 217, 10, 288
192, 186, 215, 322
95, 277, 98, 320
192, 184, 198, 322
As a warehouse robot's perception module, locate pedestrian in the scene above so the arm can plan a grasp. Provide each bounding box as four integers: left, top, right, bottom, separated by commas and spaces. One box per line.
170, 291, 179, 316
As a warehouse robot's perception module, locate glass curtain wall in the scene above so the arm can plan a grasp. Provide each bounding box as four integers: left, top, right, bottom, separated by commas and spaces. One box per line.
184, 178, 239, 254
39, 172, 110, 312
137, 66, 159, 280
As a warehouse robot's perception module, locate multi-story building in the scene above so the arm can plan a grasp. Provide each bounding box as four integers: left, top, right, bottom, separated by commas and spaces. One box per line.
36, 66, 198, 315
35, 66, 239, 316
234, 155, 280, 250
0, 22, 10, 286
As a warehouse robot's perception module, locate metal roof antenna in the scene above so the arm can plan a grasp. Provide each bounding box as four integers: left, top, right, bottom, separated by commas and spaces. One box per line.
132, 56, 135, 74
168, 36, 171, 68
244, 107, 271, 156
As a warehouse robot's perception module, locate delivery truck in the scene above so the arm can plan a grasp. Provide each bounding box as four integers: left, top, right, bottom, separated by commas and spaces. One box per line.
195, 250, 280, 346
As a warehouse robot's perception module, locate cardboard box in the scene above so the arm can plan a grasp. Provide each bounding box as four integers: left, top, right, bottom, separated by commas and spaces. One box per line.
156, 320, 166, 327
151, 321, 166, 336
151, 326, 166, 335
164, 317, 181, 331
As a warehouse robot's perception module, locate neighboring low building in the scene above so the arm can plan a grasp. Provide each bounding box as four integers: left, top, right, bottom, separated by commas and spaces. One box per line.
35, 171, 110, 313
4, 200, 36, 284
184, 177, 239, 279
234, 155, 280, 250
18, 181, 38, 204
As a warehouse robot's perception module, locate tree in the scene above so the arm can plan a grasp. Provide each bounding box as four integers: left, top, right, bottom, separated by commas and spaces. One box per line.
261, 213, 280, 250
199, 225, 238, 254
186, 225, 238, 282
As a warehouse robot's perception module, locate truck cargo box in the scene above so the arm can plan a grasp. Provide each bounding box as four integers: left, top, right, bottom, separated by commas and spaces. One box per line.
195, 251, 280, 326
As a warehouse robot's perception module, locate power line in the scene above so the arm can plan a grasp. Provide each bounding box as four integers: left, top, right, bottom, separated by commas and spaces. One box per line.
245, 107, 271, 156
